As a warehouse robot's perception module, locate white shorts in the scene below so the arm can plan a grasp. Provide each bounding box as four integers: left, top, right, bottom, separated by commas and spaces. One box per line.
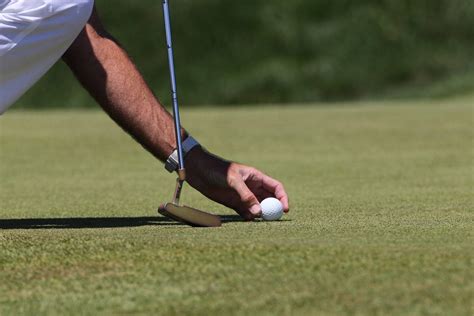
0, 0, 94, 114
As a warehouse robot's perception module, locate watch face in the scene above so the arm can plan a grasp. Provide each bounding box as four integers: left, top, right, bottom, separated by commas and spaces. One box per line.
165, 150, 179, 172
165, 137, 199, 172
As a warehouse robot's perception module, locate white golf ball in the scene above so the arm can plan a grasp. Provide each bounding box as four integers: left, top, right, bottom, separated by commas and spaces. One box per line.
260, 197, 284, 221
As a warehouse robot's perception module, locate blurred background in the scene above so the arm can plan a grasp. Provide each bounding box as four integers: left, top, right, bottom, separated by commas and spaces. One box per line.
13, 0, 474, 108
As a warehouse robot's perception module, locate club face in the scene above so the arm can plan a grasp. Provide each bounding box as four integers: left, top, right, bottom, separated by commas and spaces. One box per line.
158, 203, 222, 227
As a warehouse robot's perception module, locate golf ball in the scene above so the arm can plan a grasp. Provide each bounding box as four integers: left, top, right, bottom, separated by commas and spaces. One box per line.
260, 197, 284, 221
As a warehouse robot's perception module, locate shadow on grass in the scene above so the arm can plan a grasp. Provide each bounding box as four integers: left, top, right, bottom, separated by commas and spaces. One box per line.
0, 215, 244, 229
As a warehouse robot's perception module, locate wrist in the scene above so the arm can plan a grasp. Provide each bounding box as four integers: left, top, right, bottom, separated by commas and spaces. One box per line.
184, 146, 231, 185
184, 145, 206, 170
164, 135, 201, 173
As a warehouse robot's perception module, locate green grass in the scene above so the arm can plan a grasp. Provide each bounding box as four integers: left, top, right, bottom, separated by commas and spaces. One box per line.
0, 99, 473, 315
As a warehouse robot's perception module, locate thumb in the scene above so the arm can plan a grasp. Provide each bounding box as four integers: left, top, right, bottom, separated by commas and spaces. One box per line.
231, 177, 261, 216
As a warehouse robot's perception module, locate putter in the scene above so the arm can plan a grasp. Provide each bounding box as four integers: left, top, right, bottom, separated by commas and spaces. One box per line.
158, 0, 221, 227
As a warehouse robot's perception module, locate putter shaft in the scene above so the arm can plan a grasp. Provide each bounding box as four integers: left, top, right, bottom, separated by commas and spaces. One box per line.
163, 0, 185, 171
159, 1, 222, 227
172, 169, 186, 204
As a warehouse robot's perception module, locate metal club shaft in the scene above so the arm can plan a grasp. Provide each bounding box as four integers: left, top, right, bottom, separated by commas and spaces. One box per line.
162, 0, 185, 171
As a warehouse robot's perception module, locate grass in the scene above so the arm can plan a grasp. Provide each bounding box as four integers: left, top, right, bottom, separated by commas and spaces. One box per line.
0, 98, 473, 315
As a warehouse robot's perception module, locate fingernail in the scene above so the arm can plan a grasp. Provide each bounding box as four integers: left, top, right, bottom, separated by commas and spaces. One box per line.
250, 204, 261, 216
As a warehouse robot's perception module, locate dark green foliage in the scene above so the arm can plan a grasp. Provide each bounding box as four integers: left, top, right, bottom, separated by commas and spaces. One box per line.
14, 0, 474, 108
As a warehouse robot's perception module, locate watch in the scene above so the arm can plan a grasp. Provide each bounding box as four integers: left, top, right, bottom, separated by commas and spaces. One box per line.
164, 135, 200, 172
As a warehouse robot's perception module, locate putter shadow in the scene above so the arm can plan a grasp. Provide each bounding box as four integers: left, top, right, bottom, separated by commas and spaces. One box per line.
0, 216, 179, 230
219, 215, 291, 223
219, 214, 246, 223
0, 214, 286, 230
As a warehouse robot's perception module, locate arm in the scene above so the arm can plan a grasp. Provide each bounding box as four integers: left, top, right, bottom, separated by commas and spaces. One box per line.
62, 7, 289, 219
62, 7, 177, 161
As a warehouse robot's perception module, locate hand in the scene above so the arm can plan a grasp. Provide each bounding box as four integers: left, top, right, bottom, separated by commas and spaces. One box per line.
184, 147, 289, 220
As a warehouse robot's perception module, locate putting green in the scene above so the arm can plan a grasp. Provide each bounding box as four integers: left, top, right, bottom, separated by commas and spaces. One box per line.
1, 99, 472, 315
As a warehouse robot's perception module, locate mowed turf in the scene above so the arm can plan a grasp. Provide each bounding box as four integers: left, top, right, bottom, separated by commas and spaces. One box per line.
0, 99, 472, 315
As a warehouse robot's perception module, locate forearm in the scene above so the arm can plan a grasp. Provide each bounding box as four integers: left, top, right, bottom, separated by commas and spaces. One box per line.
62, 8, 182, 161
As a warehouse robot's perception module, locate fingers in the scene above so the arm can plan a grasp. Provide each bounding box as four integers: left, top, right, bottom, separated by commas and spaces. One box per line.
253, 187, 274, 202
259, 174, 290, 213
228, 175, 262, 217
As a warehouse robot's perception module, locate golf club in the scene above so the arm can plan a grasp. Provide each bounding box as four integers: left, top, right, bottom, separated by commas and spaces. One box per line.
158, 0, 221, 227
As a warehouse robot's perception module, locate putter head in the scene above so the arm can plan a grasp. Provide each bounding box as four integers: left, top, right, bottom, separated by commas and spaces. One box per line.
158, 203, 221, 227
